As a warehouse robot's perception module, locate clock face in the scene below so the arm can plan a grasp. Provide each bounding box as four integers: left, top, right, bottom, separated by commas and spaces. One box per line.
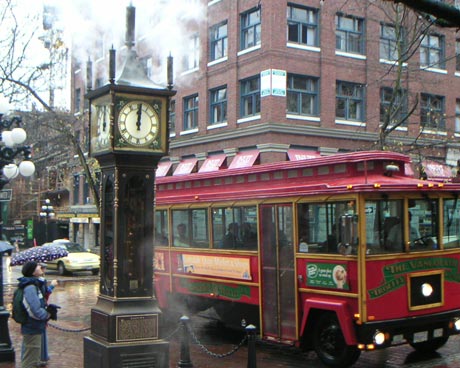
117, 101, 159, 146
97, 105, 110, 147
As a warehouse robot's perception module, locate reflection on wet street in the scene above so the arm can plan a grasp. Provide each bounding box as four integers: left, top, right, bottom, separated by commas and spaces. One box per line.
3, 255, 460, 367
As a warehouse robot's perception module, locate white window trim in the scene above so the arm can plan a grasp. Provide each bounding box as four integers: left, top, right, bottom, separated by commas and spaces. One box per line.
335, 119, 367, 127
286, 114, 320, 122
421, 129, 447, 136
455, 71, 460, 77
237, 44, 261, 57
379, 123, 408, 132
180, 128, 199, 136
207, 57, 228, 67
181, 67, 199, 76
379, 58, 408, 67
237, 115, 261, 124
207, 122, 228, 130
335, 51, 366, 60
169, 132, 176, 138
420, 66, 448, 74
208, 0, 222, 6
287, 43, 320, 53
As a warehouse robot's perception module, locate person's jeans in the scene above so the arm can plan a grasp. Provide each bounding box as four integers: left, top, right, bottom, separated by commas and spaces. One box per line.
22, 334, 41, 368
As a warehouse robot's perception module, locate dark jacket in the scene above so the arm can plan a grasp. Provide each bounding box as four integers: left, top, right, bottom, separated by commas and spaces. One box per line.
17, 276, 49, 335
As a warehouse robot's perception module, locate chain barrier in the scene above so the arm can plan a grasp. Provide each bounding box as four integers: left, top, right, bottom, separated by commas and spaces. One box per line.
185, 321, 248, 359
163, 323, 182, 341
47, 321, 91, 333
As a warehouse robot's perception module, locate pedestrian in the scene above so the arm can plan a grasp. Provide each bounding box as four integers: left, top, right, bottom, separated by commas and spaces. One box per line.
38, 264, 58, 366
18, 261, 51, 368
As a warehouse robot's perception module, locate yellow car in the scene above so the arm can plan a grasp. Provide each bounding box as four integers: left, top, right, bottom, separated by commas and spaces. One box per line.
42, 239, 100, 276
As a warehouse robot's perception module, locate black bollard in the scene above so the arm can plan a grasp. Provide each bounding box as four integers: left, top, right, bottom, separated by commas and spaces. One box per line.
246, 324, 257, 368
177, 315, 193, 368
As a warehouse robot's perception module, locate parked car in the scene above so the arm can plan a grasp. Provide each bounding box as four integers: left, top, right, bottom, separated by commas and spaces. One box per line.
42, 239, 100, 276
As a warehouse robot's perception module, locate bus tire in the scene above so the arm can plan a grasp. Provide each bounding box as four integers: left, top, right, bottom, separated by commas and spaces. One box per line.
313, 313, 360, 368
409, 336, 448, 352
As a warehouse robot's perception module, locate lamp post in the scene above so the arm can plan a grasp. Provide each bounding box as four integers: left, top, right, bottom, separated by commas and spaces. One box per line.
0, 96, 35, 362
39, 198, 55, 243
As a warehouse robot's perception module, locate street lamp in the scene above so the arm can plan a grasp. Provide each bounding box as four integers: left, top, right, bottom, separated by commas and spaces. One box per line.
0, 96, 35, 362
39, 198, 55, 242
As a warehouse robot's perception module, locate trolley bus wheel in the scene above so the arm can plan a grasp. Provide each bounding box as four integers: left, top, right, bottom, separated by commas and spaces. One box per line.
313, 313, 360, 368
409, 336, 449, 352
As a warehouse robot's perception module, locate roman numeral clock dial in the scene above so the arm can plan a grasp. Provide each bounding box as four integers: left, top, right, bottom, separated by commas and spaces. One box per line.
117, 101, 159, 147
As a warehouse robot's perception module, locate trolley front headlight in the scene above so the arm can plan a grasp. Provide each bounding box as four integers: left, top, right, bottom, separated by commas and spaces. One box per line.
421, 283, 433, 297
453, 318, 460, 331
373, 331, 386, 345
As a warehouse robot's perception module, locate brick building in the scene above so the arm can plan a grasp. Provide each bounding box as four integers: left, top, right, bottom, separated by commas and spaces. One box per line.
69, 0, 460, 246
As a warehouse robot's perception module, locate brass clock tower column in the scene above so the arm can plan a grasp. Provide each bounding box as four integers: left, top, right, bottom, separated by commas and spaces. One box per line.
84, 6, 175, 367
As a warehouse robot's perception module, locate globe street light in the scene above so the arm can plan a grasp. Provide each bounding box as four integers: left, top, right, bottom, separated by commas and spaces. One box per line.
39, 198, 55, 242
0, 96, 35, 362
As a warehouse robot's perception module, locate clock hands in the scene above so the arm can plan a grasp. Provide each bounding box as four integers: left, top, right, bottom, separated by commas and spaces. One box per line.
136, 103, 142, 131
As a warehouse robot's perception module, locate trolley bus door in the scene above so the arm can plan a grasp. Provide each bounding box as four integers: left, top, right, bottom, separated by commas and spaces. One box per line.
260, 204, 296, 341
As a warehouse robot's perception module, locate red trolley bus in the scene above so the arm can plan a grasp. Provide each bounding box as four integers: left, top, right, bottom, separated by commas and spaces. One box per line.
153, 151, 460, 367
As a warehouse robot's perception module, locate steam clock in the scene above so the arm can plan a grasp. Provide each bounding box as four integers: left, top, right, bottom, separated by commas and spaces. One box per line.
83, 6, 175, 367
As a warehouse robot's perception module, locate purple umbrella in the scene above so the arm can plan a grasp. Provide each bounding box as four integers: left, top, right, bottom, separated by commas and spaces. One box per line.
9, 245, 69, 266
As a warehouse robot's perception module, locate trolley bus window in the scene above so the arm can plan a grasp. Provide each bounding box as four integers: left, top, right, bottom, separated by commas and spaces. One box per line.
444, 198, 460, 248
365, 198, 439, 253
212, 206, 258, 250
297, 201, 356, 254
154, 210, 169, 246
409, 199, 439, 250
172, 209, 209, 248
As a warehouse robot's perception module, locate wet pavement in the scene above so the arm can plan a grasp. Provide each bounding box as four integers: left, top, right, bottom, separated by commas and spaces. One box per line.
3, 255, 460, 367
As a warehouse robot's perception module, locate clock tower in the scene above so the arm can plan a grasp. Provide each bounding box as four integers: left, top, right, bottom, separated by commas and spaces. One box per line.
84, 6, 176, 367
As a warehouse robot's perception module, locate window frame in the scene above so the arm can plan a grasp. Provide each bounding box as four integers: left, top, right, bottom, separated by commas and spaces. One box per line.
240, 76, 261, 118
209, 85, 228, 125
183, 94, 199, 131
210, 21, 228, 61
379, 87, 408, 127
420, 93, 445, 130
241, 7, 261, 50
420, 33, 445, 69
336, 81, 365, 121
335, 13, 365, 55
287, 4, 319, 47
286, 74, 319, 116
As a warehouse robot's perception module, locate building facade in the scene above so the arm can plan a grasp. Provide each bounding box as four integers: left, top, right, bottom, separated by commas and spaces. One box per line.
69, 0, 460, 246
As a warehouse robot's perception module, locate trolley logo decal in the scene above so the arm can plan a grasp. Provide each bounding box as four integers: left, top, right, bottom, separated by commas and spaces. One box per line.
369, 257, 460, 299
179, 278, 251, 300
306, 263, 349, 290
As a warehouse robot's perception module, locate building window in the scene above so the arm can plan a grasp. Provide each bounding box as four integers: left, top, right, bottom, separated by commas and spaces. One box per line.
241, 7, 261, 50
170, 100, 176, 133
183, 34, 199, 70
210, 21, 228, 61
336, 13, 364, 54
210, 86, 227, 124
240, 76, 260, 118
380, 87, 408, 126
183, 95, 199, 131
456, 99, 460, 133
75, 88, 81, 113
73, 174, 80, 205
421, 93, 445, 130
456, 39, 460, 72
287, 74, 319, 116
287, 4, 318, 47
420, 33, 445, 69
380, 24, 404, 61
336, 81, 364, 121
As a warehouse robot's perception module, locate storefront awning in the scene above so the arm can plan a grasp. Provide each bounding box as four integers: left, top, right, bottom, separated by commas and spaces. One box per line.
198, 154, 227, 173
173, 158, 198, 176
228, 150, 259, 169
422, 160, 452, 180
156, 161, 173, 177
287, 149, 321, 161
